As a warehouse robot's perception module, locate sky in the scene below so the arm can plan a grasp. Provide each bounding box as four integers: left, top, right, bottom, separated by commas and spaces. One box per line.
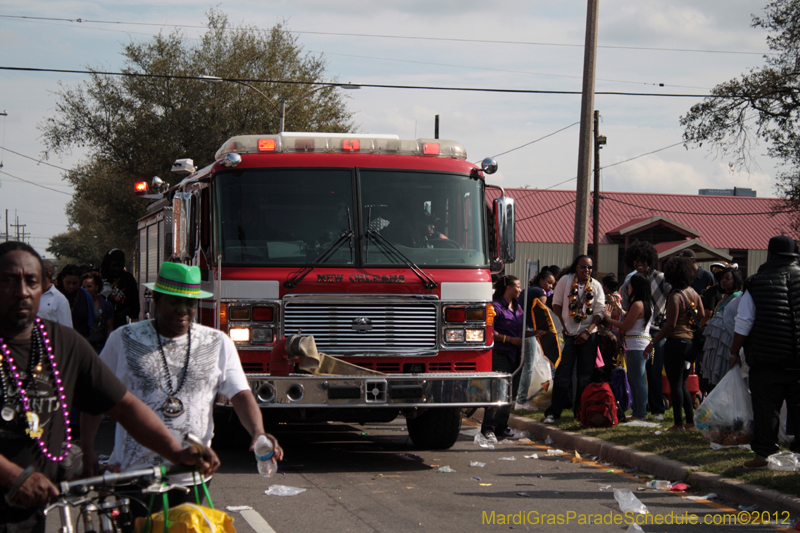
0, 0, 780, 256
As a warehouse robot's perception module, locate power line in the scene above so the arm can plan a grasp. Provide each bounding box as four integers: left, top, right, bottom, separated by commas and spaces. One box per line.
0, 145, 72, 171
0, 170, 73, 195
320, 51, 706, 90
0, 15, 772, 56
0, 66, 713, 98
491, 122, 580, 159
600, 141, 685, 169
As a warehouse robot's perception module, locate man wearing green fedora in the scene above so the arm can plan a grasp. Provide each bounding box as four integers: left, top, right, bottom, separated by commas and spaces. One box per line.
82, 262, 282, 509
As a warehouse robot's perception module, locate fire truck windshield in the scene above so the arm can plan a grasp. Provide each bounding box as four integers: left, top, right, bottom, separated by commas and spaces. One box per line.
215, 169, 487, 267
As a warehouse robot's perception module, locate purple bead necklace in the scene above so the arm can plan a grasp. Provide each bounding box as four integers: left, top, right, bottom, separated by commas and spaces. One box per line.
0, 318, 71, 462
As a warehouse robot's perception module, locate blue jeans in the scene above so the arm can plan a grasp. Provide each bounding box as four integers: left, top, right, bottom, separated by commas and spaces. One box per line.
625, 349, 648, 419
545, 333, 598, 419
516, 336, 537, 404
646, 332, 666, 415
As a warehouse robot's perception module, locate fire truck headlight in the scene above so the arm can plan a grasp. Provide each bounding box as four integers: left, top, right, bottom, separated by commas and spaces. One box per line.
445, 329, 465, 343
251, 327, 273, 344
465, 328, 485, 343
229, 327, 250, 342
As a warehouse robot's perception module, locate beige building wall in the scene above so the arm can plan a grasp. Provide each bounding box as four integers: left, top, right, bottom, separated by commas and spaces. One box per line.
504, 242, 618, 282
748, 249, 768, 275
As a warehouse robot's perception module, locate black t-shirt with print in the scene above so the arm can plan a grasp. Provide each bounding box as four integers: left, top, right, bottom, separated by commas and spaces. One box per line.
0, 320, 126, 523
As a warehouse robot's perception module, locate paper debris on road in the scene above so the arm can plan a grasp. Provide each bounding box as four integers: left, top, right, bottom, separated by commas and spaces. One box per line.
499, 456, 516, 461
437, 466, 457, 473
620, 420, 660, 428
545, 435, 554, 445
524, 454, 539, 459
682, 493, 717, 501
547, 449, 564, 455
225, 506, 253, 512
473, 433, 496, 449
265, 486, 307, 496
614, 489, 649, 515
470, 461, 486, 467
517, 492, 530, 497
572, 451, 583, 463
517, 438, 533, 444
599, 485, 611, 491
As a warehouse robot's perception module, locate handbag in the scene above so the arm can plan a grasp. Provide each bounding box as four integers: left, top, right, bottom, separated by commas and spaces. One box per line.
677, 291, 704, 363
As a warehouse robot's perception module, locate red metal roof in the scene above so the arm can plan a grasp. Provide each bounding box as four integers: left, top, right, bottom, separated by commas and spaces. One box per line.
501, 188, 795, 250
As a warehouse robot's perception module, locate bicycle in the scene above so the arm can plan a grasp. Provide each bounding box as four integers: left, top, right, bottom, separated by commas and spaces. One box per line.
45, 434, 208, 533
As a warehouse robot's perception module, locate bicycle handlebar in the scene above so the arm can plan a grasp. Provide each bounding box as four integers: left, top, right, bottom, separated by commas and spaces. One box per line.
59, 464, 198, 496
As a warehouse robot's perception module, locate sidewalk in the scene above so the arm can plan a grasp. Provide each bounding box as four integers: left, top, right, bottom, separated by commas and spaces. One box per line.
475, 411, 800, 517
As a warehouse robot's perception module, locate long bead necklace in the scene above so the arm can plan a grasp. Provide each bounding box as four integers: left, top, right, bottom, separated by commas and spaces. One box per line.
154, 321, 192, 418
568, 275, 595, 323
0, 318, 71, 462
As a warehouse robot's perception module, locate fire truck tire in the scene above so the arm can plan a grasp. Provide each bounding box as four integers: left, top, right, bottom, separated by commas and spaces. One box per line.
406, 407, 462, 449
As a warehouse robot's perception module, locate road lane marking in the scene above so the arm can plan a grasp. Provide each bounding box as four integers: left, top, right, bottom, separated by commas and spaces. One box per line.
239, 509, 277, 533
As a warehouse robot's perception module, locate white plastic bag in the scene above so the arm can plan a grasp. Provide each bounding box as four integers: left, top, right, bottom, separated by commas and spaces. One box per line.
526, 341, 554, 410
694, 365, 753, 445
265, 485, 306, 496
613, 489, 648, 515
767, 451, 800, 472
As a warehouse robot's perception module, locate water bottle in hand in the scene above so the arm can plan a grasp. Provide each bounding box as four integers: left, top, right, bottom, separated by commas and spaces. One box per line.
254, 435, 277, 477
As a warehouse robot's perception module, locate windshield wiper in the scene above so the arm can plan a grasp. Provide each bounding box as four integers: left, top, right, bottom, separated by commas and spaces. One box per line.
284, 229, 354, 289
365, 230, 437, 290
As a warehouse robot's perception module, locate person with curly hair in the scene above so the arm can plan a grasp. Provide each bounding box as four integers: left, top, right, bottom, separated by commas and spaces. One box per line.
619, 240, 670, 420
646, 257, 705, 431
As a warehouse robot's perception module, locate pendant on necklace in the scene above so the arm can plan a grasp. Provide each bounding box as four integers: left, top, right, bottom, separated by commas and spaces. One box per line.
163, 396, 185, 418
1, 404, 16, 422
25, 412, 43, 438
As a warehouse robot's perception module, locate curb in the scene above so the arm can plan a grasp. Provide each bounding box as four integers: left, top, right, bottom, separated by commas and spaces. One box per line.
474, 410, 800, 517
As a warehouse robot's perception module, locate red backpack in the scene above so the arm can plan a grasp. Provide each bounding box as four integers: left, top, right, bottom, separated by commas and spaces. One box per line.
579, 382, 618, 428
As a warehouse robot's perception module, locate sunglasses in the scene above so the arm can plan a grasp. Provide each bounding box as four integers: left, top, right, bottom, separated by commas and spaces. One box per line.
578, 264, 593, 270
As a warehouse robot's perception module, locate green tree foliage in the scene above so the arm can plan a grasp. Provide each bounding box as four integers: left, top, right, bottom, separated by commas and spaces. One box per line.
41, 10, 355, 265
680, 0, 800, 230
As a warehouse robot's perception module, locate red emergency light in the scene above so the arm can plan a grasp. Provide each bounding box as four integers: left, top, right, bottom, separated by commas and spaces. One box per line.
258, 139, 277, 152
134, 181, 148, 194
422, 142, 440, 155
342, 139, 360, 152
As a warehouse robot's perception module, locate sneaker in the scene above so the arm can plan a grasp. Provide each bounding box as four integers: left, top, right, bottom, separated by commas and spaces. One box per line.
497, 427, 522, 440
653, 414, 665, 422
543, 415, 556, 424
481, 430, 498, 444
743, 457, 769, 469
514, 402, 538, 411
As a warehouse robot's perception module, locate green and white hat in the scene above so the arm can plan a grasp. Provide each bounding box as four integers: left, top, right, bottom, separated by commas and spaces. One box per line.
144, 262, 213, 299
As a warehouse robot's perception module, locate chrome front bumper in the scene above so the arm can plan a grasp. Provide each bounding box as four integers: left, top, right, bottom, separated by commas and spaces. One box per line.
217, 372, 511, 408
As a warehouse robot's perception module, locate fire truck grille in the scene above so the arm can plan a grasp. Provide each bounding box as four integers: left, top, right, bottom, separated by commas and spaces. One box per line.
283, 302, 438, 354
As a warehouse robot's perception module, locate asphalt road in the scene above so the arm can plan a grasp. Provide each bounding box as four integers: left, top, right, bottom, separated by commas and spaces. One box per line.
47, 415, 789, 533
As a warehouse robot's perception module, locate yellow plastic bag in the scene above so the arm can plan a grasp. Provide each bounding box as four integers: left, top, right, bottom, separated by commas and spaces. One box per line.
134, 503, 236, 533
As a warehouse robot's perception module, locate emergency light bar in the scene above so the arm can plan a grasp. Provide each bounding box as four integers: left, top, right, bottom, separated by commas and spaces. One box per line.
214, 133, 467, 160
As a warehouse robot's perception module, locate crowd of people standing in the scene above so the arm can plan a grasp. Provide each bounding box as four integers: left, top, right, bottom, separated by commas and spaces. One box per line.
489, 235, 798, 470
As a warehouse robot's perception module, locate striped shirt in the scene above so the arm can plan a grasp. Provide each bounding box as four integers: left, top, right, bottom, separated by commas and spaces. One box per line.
620, 270, 671, 330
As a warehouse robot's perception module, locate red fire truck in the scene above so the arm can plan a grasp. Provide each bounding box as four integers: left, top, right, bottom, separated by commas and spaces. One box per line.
135, 132, 516, 449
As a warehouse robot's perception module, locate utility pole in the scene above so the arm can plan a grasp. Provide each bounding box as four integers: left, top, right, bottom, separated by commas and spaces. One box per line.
592, 110, 601, 268
4, 209, 8, 242
434, 115, 440, 139
572, 0, 600, 260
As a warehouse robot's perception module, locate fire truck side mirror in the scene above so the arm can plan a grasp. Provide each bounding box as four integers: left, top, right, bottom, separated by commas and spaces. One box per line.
493, 196, 515, 264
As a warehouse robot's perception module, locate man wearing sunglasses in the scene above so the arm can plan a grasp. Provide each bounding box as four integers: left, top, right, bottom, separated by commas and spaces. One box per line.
81, 262, 283, 513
